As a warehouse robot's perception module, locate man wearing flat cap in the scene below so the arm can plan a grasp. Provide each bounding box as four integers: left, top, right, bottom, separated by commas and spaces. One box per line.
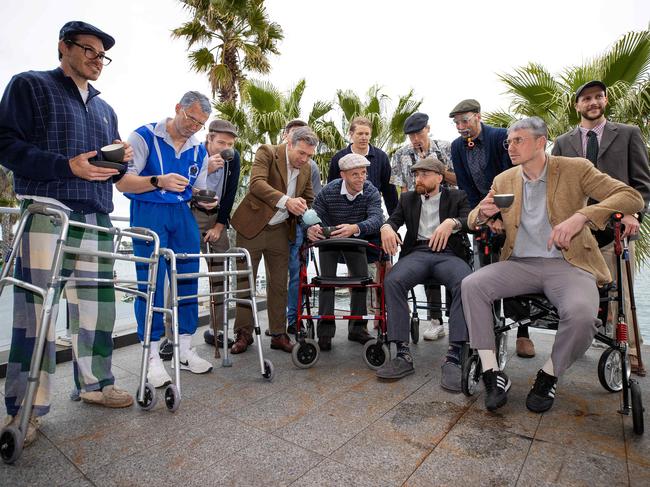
307, 153, 383, 350
552, 81, 650, 373
0, 20, 133, 447
377, 157, 472, 391
390, 112, 456, 341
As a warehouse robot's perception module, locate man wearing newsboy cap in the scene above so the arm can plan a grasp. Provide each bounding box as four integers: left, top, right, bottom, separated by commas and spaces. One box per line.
0, 20, 133, 449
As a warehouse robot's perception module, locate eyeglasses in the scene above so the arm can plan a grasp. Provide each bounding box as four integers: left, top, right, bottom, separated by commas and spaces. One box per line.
182, 109, 207, 129
502, 136, 537, 149
452, 113, 477, 126
65, 40, 112, 66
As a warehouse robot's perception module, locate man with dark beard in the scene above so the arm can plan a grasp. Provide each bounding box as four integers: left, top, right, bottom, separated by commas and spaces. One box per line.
376, 157, 472, 392
552, 80, 650, 373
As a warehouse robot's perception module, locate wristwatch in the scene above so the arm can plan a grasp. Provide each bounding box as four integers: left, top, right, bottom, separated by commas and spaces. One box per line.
150, 176, 160, 189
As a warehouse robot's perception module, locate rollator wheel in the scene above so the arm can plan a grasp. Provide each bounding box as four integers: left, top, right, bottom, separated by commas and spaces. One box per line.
136, 383, 158, 410
461, 344, 482, 397
598, 347, 623, 392
363, 339, 389, 370
0, 426, 23, 464
630, 380, 645, 435
164, 384, 181, 413
262, 359, 275, 381
291, 339, 320, 369
495, 331, 508, 370
410, 316, 420, 344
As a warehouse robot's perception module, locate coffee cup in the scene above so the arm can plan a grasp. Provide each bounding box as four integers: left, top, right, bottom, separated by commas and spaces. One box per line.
493, 194, 514, 209
100, 143, 125, 163
321, 226, 338, 238
220, 148, 235, 162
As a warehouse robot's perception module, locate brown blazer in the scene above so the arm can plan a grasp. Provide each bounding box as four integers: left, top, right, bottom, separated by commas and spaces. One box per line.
231, 143, 314, 240
468, 155, 644, 285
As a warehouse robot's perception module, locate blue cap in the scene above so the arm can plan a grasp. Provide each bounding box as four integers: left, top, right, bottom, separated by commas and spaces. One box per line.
403, 112, 429, 134
59, 21, 115, 50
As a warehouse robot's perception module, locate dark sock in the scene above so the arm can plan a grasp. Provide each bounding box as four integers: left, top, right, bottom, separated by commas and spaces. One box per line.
517, 326, 529, 339
445, 342, 462, 364
395, 341, 412, 361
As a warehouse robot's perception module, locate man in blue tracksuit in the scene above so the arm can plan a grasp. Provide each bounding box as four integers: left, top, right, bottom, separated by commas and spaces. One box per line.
116, 91, 215, 388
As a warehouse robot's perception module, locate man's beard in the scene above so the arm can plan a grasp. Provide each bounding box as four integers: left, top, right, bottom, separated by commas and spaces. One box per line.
580, 106, 605, 121
415, 183, 437, 195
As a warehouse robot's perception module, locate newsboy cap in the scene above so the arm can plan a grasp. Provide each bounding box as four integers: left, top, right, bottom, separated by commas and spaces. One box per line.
403, 112, 429, 134
59, 21, 115, 50
575, 80, 607, 102
208, 119, 239, 137
449, 99, 481, 117
339, 153, 370, 171
409, 157, 446, 174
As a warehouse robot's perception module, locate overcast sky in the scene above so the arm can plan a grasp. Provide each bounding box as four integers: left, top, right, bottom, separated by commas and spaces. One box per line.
1, 0, 649, 216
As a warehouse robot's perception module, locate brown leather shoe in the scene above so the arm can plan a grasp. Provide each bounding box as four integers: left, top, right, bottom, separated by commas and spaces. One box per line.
348, 329, 373, 344
270, 333, 294, 353
231, 329, 253, 354
516, 337, 536, 358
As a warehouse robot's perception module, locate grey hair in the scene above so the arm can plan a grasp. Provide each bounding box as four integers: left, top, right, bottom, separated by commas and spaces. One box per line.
508, 116, 548, 138
179, 91, 212, 115
289, 126, 319, 147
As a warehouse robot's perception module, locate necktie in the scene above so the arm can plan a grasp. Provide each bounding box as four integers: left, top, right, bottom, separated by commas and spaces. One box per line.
586, 130, 599, 165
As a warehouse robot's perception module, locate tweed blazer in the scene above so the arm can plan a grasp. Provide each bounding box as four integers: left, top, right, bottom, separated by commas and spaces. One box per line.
467, 155, 644, 285
231, 143, 314, 240
552, 121, 650, 205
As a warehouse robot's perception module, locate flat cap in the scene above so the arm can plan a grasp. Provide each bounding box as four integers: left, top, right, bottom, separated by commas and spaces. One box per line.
339, 153, 370, 171
449, 99, 481, 117
575, 80, 607, 101
208, 119, 238, 137
59, 21, 115, 50
403, 112, 429, 134
409, 157, 446, 174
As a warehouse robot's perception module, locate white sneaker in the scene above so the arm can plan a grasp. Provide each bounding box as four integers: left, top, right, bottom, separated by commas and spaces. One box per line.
148, 355, 172, 388
423, 320, 446, 341
179, 348, 213, 374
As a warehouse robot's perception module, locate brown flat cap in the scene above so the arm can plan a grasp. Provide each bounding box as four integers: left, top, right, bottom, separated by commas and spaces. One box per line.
208, 119, 238, 137
449, 99, 481, 117
409, 157, 446, 174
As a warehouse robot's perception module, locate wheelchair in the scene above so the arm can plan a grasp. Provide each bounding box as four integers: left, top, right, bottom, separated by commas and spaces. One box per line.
460, 214, 644, 435
291, 238, 389, 370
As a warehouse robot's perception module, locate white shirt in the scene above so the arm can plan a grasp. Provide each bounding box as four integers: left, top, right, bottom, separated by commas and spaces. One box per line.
340, 180, 363, 201
417, 192, 441, 240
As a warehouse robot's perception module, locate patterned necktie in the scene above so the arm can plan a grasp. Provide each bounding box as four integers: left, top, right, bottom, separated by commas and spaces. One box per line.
586, 130, 599, 165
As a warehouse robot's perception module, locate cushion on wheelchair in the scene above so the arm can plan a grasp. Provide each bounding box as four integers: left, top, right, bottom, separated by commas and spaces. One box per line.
311, 238, 371, 250
311, 276, 374, 286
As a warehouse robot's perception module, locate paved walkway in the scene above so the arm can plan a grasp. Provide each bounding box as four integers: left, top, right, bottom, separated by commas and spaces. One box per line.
1, 322, 648, 486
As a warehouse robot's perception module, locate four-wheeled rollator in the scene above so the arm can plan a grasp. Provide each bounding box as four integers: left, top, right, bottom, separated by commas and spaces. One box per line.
0, 203, 161, 464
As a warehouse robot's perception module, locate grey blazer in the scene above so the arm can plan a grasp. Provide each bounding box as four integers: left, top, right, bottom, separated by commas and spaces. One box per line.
551, 121, 650, 205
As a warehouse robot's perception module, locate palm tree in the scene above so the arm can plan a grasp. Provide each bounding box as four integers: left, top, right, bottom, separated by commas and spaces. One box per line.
482, 30, 650, 266
172, 0, 283, 103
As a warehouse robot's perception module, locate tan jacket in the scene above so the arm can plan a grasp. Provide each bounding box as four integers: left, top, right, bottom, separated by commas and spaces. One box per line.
231, 143, 314, 240
467, 155, 644, 285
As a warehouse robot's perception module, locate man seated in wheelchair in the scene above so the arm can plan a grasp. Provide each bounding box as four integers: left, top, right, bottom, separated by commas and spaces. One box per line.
306, 153, 384, 350
461, 116, 644, 413
375, 156, 473, 391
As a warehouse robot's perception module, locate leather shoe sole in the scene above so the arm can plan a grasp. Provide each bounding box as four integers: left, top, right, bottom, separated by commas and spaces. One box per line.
270, 334, 294, 353
348, 331, 373, 344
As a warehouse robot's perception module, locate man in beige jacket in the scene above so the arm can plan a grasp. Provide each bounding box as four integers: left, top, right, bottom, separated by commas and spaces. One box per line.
461, 116, 644, 414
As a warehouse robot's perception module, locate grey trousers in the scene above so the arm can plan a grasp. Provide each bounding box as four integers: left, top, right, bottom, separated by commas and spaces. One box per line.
385, 247, 472, 344
318, 247, 367, 338
461, 257, 600, 377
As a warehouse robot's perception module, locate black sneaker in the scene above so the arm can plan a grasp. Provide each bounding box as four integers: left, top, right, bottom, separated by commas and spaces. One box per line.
482, 369, 511, 411
526, 369, 558, 413
203, 329, 233, 348
376, 355, 414, 380
159, 337, 173, 361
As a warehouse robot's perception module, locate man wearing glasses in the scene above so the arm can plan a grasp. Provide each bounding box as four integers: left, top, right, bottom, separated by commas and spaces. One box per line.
116, 91, 215, 388
0, 21, 134, 448
461, 116, 643, 413
448, 100, 537, 359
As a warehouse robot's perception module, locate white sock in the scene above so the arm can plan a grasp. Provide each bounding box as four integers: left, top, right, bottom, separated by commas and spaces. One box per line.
542, 358, 555, 376
148, 340, 160, 360
179, 334, 192, 357
478, 349, 499, 372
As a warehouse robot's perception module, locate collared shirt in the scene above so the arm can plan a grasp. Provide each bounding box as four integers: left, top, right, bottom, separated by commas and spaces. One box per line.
465, 130, 491, 196
205, 145, 226, 200
578, 120, 606, 157
417, 192, 442, 240
390, 137, 453, 190
512, 162, 563, 259
340, 180, 363, 201
268, 146, 300, 225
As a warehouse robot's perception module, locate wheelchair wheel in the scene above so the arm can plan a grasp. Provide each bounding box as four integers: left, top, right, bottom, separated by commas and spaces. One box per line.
496, 331, 508, 370
363, 339, 389, 370
631, 380, 644, 435
164, 384, 180, 413
461, 343, 482, 396
410, 316, 420, 344
136, 383, 157, 410
0, 426, 23, 464
598, 347, 623, 392
291, 339, 320, 369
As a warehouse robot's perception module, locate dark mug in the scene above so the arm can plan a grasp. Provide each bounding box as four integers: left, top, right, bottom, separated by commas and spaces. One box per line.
220, 148, 235, 162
